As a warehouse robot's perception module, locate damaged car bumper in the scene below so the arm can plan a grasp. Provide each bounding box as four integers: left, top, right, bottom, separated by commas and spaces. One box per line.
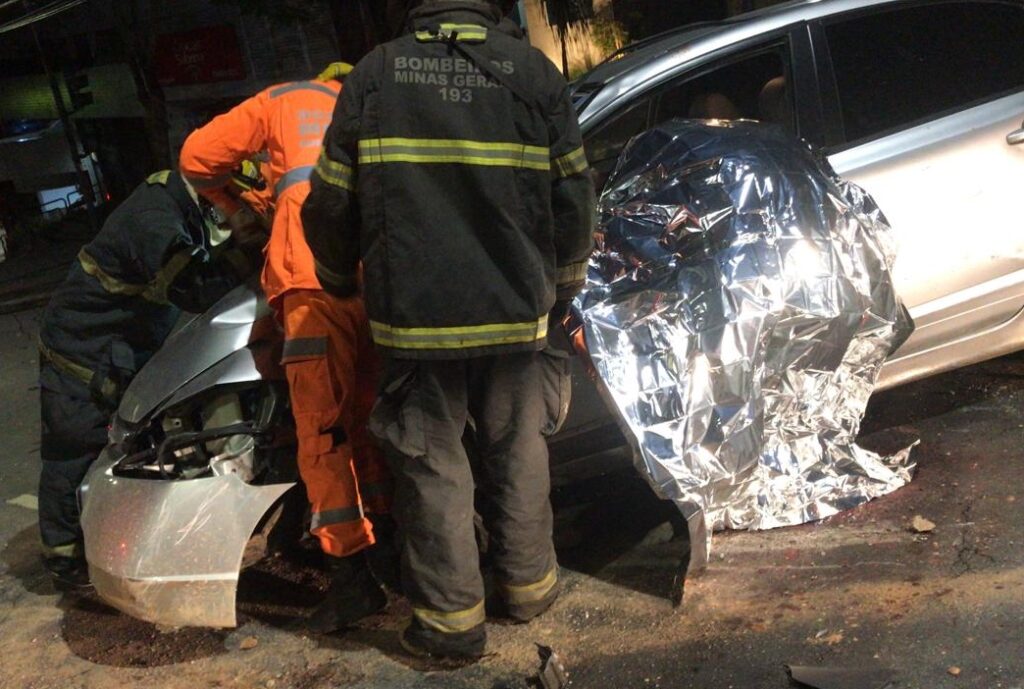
80, 444, 292, 628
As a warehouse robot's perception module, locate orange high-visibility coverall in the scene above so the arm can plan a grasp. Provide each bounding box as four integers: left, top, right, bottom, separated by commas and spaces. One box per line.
179, 75, 391, 558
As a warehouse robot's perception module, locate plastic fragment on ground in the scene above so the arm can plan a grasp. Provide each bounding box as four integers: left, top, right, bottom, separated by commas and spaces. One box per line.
786, 664, 897, 689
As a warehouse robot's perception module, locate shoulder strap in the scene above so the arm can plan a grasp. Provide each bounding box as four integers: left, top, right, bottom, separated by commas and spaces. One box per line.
451, 39, 542, 114
418, 24, 543, 114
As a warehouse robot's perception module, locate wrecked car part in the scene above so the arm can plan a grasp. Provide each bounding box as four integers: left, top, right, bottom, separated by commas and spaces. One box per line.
81, 445, 292, 628
575, 120, 916, 573
118, 281, 277, 424
81, 305, 297, 627
112, 378, 284, 482
535, 644, 570, 689
82, 381, 294, 627
201, 391, 257, 479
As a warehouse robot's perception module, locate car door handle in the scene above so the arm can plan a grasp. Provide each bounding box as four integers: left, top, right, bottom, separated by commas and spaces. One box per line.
1008, 122, 1024, 145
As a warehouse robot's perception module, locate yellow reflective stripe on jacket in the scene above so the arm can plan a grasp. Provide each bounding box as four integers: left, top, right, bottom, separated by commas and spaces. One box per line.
552, 146, 589, 178
415, 22, 488, 42
146, 170, 171, 186
413, 600, 485, 634
359, 138, 550, 170
557, 260, 588, 285
500, 568, 559, 606
38, 337, 118, 399
313, 151, 354, 191
370, 316, 547, 350
149, 249, 196, 303
79, 247, 193, 305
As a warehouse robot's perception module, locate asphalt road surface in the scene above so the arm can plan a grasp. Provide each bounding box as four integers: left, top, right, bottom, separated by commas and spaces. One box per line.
1, 306, 1022, 689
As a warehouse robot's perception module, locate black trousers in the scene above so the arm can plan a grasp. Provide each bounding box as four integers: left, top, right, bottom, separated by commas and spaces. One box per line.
371, 350, 564, 635
38, 363, 110, 554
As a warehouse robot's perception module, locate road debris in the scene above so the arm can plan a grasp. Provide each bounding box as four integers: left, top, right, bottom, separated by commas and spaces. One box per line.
786, 665, 897, 689
239, 636, 259, 650
911, 515, 936, 533
534, 644, 569, 689
947, 666, 962, 677
810, 630, 844, 646
5, 494, 38, 510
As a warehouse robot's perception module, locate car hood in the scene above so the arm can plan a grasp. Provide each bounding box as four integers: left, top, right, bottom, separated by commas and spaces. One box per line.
118, 282, 272, 424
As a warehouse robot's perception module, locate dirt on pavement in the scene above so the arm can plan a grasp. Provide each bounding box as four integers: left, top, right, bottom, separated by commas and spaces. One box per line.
1, 307, 1022, 689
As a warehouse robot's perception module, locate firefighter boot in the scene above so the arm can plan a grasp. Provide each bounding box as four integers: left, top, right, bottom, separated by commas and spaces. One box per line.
42, 554, 92, 591
306, 553, 386, 633
399, 617, 487, 660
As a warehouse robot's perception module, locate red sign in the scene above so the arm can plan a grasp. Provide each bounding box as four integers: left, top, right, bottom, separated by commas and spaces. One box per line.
154, 25, 247, 86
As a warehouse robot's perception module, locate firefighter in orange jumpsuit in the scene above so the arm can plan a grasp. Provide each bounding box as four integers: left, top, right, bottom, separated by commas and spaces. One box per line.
179, 63, 394, 632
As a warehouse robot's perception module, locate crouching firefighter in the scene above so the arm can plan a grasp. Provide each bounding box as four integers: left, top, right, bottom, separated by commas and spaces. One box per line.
179, 62, 396, 633
37, 170, 265, 588
302, 0, 596, 659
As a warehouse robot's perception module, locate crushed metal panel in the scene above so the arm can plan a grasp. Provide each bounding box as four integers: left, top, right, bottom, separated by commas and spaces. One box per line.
117, 283, 272, 424
81, 447, 293, 628
575, 120, 916, 572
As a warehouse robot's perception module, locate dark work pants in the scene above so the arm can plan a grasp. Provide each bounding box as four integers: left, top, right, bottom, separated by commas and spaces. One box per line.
370, 351, 561, 635
38, 362, 110, 555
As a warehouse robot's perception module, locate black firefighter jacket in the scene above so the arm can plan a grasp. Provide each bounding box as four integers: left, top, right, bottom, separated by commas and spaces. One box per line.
301, 0, 596, 360
39, 170, 261, 407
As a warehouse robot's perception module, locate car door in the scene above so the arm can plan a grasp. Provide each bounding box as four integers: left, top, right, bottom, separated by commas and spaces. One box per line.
816, 0, 1024, 360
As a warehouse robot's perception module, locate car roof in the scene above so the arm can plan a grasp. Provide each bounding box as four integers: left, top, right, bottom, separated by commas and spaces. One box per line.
573, 0, 1002, 127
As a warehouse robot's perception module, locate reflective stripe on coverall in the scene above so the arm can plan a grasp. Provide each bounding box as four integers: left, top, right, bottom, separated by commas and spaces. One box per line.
282, 289, 391, 554
179, 79, 341, 305
179, 69, 392, 558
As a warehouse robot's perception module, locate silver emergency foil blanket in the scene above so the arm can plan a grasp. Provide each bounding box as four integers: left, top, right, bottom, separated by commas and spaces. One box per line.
575, 120, 916, 568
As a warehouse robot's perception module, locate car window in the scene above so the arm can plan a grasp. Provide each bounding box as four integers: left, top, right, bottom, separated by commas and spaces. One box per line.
583, 44, 795, 191
584, 98, 652, 189
826, 1, 1024, 144
653, 48, 794, 134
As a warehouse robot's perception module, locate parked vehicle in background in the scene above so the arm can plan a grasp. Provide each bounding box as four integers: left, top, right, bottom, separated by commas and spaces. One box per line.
80, 0, 1024, 628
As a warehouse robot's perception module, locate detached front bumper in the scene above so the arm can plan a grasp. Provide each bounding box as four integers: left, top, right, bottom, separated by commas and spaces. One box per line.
80, 444, 293, 628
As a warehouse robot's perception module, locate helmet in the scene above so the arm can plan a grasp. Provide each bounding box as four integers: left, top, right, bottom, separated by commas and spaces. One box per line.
316, 62, 355, 82
229, 158, 268, 194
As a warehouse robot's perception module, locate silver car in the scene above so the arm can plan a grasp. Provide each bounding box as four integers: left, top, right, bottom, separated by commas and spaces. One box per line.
81, 0, 1024, 628
573, 0, 1024, 389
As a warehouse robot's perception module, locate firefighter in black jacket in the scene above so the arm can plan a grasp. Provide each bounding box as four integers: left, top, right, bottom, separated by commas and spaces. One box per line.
38, 170, 263, 587
302, 0, 596, 659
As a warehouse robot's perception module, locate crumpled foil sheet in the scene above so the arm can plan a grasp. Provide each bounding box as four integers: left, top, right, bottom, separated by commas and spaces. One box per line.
575, 120, 916, 568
